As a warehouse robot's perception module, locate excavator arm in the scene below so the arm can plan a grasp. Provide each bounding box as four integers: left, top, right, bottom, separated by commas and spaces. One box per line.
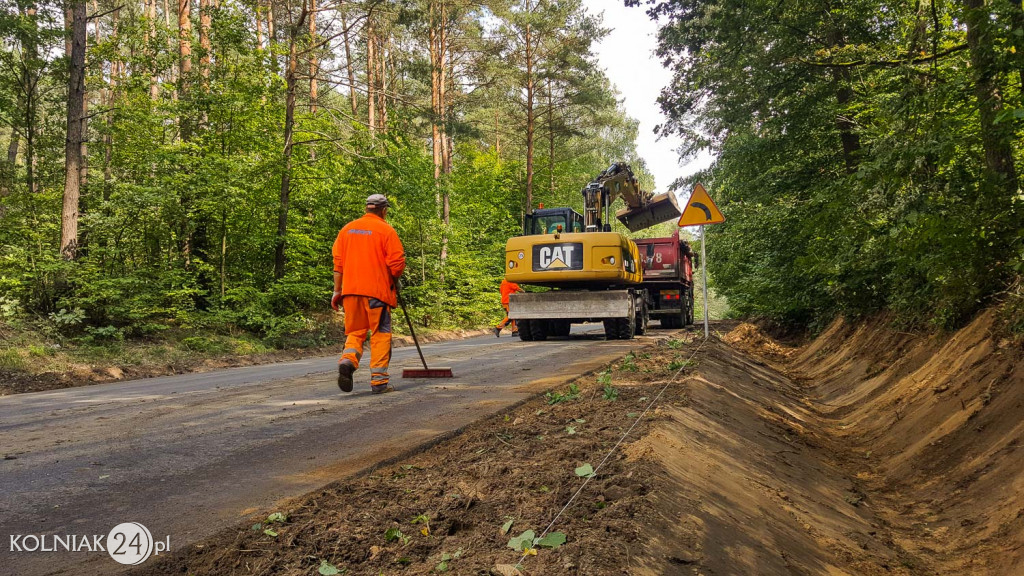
581, 162, 682, 232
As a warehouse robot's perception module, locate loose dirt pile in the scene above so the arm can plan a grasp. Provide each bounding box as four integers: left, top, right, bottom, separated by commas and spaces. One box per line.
635, 312, 1022, 575
785, 312, 1024, 575
133, 311, 1023, 575
136, 334, 703, 576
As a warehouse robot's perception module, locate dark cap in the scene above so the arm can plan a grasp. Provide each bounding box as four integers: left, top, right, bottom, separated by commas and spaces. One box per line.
366, 193, 390, 208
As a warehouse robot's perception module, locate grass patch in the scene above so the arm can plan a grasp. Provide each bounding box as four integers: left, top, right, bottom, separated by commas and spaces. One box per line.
0, 348, 26, 370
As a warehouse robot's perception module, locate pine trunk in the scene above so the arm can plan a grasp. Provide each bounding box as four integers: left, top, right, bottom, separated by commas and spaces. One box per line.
524, 17, 534, 213
342, 10, 357, 115
547, 79, 554, 194
199, 0, 211, 91
178, 0, 192, 138
366, 19, 376, 134
274, 2, 307, 279
61, 0, 87, 260
309, 0, 317, 114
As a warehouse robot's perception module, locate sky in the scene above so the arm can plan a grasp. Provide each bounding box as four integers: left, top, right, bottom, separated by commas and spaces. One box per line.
581, 0, 714, 197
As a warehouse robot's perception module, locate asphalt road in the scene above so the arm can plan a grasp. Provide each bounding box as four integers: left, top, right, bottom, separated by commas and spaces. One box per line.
0, 325, 668, 575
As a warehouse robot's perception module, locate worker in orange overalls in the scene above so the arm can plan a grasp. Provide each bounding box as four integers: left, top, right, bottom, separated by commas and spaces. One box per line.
331, 194, 406, 394
493, 279, 521, 337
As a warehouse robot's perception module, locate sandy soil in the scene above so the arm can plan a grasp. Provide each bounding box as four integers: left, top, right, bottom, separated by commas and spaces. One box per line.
132, 313, 1024, 575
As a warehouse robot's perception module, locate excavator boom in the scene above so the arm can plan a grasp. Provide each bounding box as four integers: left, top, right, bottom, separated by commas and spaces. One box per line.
581, 162, 682, 232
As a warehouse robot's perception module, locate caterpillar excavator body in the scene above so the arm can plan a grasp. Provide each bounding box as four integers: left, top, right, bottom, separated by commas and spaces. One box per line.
504, 163, 682, 341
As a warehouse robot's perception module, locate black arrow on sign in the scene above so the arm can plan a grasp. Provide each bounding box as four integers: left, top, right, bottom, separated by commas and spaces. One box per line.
691, 202, 713, 221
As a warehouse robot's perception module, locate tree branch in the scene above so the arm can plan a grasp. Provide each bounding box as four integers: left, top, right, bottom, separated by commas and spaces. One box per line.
798, 43, 968, 68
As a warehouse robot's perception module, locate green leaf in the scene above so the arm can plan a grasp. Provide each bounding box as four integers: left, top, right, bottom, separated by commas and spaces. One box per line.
507, 529, 536, 551
385, 528, 404, 542
267, 512, 287, 523
436, 560, 449, 572
250, 523, 263, 532
500, 518, 514, 535
566, 425, 576, 435
319, 560, 341, 575
263, 529, 278, 537
575, 463, 595, 478
536, 532, 567, 549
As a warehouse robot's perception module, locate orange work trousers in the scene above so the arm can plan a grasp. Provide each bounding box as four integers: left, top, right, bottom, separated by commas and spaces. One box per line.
341, 295, 393, 386
496, 304, 517, 332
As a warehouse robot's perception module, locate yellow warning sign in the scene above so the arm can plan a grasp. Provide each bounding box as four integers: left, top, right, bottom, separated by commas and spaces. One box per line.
678, 183, 725, 226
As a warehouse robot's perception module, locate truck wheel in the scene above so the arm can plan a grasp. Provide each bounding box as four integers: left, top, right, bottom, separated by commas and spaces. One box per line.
661, 315, 678, 329
530, 319, 549, 341
550, 320, 571, 338
617, 313, 637, 339
518, 320, 534, 341
687, 289, 696, 325
603, 319, 619, 340
635, 302, 649, 335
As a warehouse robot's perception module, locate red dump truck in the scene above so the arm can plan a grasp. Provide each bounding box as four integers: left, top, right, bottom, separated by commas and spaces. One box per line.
634, 230, 695, 328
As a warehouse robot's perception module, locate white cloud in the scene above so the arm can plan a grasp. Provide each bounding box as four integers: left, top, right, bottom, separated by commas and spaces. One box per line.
583, 0, 713, 195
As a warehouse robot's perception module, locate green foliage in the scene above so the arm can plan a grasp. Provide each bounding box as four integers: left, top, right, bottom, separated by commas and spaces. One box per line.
667, 359, 690, 371
318, 560, 343, 576
0, 0, 644, 348
645, 0, 1024, 329
545, 383, 580, 404
602, 383, 618, 401
506, 530, 536, 552
574, 463, 595, 478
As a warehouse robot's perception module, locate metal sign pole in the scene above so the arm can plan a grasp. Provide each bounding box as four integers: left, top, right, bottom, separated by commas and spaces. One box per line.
701, 225, 709, 339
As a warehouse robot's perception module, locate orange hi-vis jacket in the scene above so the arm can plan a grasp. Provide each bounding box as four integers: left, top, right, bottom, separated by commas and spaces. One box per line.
332, 213, 406, 308
500, 279, 521, 306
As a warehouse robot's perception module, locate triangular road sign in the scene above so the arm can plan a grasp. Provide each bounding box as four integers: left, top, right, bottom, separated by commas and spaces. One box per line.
678, 183, 725, 226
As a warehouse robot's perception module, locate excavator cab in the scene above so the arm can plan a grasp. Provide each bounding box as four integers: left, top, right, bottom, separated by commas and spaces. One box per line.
523, 208, 585, 236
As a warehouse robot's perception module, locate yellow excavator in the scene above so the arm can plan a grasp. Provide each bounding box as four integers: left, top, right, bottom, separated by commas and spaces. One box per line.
504, 162, 681, 340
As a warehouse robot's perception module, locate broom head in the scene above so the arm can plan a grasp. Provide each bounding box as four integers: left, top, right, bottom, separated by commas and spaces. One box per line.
402, 366, 454, 378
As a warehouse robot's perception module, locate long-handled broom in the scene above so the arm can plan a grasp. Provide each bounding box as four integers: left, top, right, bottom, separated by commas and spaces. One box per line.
397, 289, 453, 379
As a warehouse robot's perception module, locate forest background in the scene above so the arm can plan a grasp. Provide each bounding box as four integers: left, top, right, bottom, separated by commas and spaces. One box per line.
1, 0, 1022, 374
1, 0, 661, 363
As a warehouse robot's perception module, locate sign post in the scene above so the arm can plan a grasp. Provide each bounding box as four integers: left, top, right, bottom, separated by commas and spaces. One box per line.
678, 183, 724, 340
701, 225, 709, 339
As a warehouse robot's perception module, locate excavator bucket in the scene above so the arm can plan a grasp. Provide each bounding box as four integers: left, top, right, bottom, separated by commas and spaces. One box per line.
616, 192, 682, 232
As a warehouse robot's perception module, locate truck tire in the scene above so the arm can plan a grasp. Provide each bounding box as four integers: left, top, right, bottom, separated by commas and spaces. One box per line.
604, 314, 635, 340
550, 320, 572, 338
529, 319, 549, 341
635, 302, 649, 335
518, 320, 534, 341
603, 319, 619, 340
686, 288, 696, 326
661, 314, 679, 329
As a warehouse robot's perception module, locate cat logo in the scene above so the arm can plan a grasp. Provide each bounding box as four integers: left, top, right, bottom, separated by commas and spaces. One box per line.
533, 242, 583, 272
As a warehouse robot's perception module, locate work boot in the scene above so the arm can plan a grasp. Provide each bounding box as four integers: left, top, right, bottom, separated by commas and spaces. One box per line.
371, 383, 395, 395
337, 361, 355, 392
511, 330, 519, 337
493, 327, 501, 338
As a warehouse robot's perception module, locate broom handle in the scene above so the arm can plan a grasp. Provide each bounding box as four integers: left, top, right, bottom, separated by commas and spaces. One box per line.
396, 288, 429, 371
